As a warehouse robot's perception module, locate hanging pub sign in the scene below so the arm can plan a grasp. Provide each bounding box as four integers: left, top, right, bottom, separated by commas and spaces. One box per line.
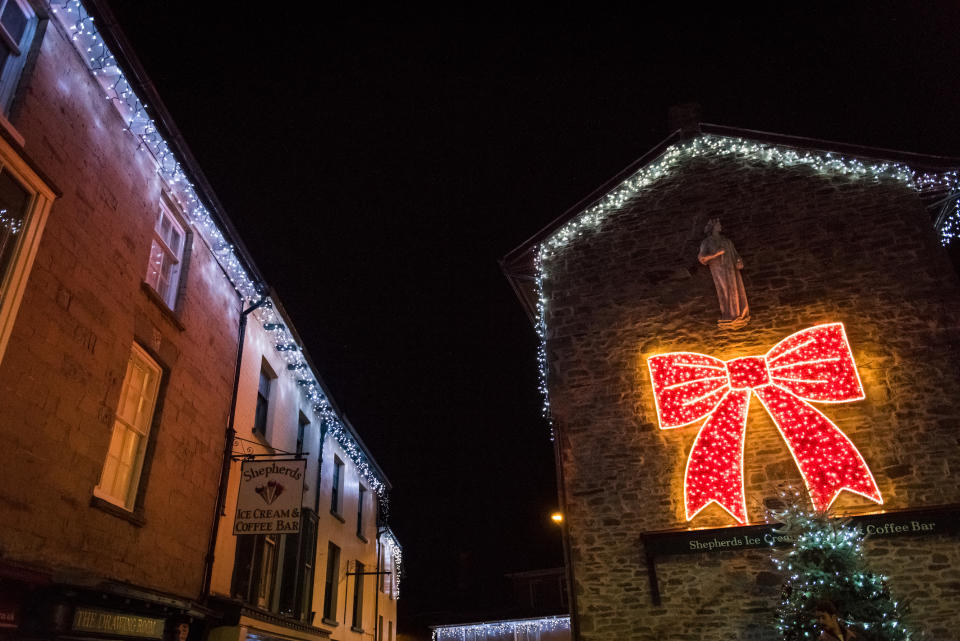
234, 459, 306, 535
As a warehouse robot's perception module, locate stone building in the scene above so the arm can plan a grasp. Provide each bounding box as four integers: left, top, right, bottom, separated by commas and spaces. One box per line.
0, 1, 400, 640
502, 123, 960, 640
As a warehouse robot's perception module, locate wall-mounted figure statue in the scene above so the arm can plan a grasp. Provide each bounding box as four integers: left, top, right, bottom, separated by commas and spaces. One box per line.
698, 218, 750, 329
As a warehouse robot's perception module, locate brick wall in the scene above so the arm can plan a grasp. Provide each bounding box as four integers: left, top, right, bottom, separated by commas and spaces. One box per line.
543, 151, 960, 639
0, 18, 239, 598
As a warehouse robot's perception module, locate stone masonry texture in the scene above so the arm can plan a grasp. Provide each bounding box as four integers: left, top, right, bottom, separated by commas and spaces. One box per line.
543, 150, 960, 640
0, 19, 240, 598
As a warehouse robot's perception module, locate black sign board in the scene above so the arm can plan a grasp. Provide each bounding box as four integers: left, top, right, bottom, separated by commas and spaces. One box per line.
639, 504, 960, 605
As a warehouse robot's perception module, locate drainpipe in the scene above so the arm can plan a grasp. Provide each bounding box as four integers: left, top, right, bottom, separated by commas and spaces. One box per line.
201, 293, 269, 601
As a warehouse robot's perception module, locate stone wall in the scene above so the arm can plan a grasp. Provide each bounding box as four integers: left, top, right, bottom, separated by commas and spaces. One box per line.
0, 17, 239, 598
543, 150, 960, 639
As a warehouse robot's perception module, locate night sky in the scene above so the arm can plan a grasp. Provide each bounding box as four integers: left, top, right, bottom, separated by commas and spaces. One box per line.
103, 2, 960, 634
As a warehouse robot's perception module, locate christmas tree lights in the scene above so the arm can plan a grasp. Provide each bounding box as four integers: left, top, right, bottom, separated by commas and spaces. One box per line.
769, 490, 913, 640
50, 1, 391, 512
647, 324, 882, 523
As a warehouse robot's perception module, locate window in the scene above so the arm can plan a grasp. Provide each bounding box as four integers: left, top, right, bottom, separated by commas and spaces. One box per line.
296, 411, 309, 455
279, 510, 318, 622
94, 344, 161, 510
351, 560, 364, 631
231, 533, 282, 611
0, 0, 36, 113
330, 457, 343, 515
379, 615, 383, 641
388, 620, 393, 641
356, 484, 366, 538
322, 542, 340, 622
256, 533, 279, 608
254, 360, 274, 437
0, 135, 55, 366
144, 202, 185, 309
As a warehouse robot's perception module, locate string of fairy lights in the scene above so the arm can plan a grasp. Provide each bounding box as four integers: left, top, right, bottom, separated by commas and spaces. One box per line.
535, 135, 960, 440
432, 615, 570, 641
382, 527, 403, 597
648, 323, 882, 524
49, 2, 391, 519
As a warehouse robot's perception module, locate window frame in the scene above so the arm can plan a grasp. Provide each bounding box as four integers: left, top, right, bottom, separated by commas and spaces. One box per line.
321, 541, 341, 624
0, 130, 55, 367
0, 0, 37, 114
351, 560, 365, 632
356, 483, 366, 540
93, 343, 162, 512
253, 358, 275, 438
330, 456, 344, 517
144, 199, 186, 311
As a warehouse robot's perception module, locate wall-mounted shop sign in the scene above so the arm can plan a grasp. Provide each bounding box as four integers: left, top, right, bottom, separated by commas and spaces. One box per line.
639, 504, 960, 605
234, 459, 306, 535
72, 607, 164, 639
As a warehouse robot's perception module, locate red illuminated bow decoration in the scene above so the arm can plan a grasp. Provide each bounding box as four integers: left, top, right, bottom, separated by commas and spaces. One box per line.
647, 323, 882, 524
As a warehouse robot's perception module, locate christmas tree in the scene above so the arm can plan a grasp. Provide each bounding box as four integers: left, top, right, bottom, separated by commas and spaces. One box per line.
769, 490, 914, 640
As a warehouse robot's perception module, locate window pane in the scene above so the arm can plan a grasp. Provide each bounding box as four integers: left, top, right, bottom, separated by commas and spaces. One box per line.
0, 1, 26, 45
352, 561, 364, 628
0, 168, 31, 291
323, 542, 340, 620
96, 346, 161, 509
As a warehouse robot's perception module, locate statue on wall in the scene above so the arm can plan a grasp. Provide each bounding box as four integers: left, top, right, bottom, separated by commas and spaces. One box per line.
698, 218, 749, 329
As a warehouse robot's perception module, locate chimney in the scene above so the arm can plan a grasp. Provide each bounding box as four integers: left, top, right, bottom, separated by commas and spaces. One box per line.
668, 102, 702, 137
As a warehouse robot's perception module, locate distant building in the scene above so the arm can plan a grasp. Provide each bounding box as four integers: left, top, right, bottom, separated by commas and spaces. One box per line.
504, 569, 566, 618
430, 569, 569, 641
503, 123, 960, 639
432, 615, 570, 641
0, 2, 400, 641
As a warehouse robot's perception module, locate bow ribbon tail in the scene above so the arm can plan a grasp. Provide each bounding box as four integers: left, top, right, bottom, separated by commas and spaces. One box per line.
754, 385, 882, 511
684, 389, 751, 523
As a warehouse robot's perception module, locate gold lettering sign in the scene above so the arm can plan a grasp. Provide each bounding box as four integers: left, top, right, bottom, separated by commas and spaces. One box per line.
72, 608, 164, 639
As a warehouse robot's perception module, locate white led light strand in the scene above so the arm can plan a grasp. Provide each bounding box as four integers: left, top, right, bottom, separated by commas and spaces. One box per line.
534, 135, 959, 437
382, 527, 403, 597
432, 615, 570, 641
50, 1, 389, 509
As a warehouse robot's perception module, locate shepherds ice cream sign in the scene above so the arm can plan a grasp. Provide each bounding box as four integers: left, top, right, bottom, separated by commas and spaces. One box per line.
234, 460, 306, 534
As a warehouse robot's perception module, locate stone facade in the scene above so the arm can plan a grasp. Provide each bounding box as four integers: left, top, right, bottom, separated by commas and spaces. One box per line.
540, 150, 960, 639
0, 11, 240, 599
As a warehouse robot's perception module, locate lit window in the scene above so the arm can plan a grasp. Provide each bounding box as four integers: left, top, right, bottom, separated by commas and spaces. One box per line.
0, 0, 36, 113
94, 344, 161, 510
144, 203, 185, 309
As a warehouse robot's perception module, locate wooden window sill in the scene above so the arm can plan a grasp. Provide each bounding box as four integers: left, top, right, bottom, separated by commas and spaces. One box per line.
90, 495, 145, 527
140, 281, 185, 331
321, 618, 339, 627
